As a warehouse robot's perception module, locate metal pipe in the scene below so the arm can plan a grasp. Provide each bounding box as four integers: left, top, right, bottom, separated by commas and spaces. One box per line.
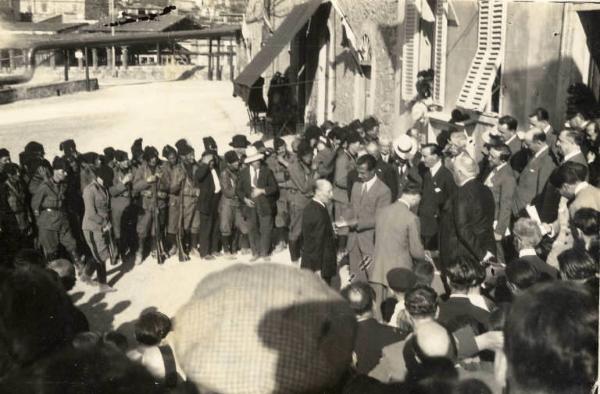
0, 26, 240, 85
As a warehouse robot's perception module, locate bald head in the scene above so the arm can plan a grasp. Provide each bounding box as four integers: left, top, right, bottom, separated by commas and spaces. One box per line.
415, 321, 452, 358
314, 179, 333, 205
366, 141, 379, 156
452, 152, 479, 184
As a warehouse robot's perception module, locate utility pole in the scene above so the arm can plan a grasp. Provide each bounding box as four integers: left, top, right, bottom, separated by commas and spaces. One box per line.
110, 0, 116, 73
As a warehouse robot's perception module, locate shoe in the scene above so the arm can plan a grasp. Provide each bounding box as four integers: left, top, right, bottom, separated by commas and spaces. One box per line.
291, 259, 300, 265
134, 252, 144, 265
203, 255, 215, 261
98, 284, 117, 293
189, 248, 201, 258
167, 245, 177, 257
249, 255, 259, 262
240, 248, 251, 256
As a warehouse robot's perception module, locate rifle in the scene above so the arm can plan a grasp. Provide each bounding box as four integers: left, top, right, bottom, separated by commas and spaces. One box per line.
176, 178, 189, 262
152, 177, 167, 264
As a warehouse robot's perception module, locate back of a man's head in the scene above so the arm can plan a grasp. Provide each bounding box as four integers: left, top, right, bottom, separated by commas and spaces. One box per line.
504, 281, 597, 394
405, 285, 438, 319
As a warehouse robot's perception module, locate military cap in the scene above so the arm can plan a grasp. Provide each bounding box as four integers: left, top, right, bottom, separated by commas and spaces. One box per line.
80, 152, 99, 165
178, 143, 194, 157
143, 146, 159, 161
114, 150, 128, 162
162, 145, 177, 159
203, 136, 218, 152
103, 147, 115, 161
52, 156, 68, 171
59, 139, 76, 154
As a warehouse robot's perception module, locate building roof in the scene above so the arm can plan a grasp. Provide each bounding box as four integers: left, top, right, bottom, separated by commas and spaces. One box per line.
81, 13, 203, 33
1, 22, 88, 34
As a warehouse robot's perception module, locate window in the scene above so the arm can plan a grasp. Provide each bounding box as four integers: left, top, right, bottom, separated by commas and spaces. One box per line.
456, 0, 507, 112
401, 0, 419, 101
432, 0, 448, 106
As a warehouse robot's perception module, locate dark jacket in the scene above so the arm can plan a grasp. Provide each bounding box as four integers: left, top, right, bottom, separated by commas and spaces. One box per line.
300, 200, 336, 278
236, 163, 279, 217
440, 179, 496, 267
354, 318, 403, 375
196, 163, 222, 215
418, 164, 456, 238
438, 296, 491, 331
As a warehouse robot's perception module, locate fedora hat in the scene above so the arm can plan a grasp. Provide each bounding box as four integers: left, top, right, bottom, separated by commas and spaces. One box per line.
393, 134, 418, 160
229, 134, 250, 149
244, 146, 264, 164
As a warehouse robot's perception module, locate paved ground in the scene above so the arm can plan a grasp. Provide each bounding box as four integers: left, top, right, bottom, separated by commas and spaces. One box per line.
0, 79, 294, 343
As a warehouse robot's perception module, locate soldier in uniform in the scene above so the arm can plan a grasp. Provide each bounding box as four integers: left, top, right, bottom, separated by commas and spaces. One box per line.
219, 151, 246, 258
131, 138, 144, 170
132, 146, 165, 265
333, 130, 362, 254
31, 157, 82, 267
0, 163, 33, 264
81, 166, 116, 293
160, 145, 186, 257
266, 137, 291, 253
108, 150, 133, 262
287, 139, 315, 263
178, 143, 201, 256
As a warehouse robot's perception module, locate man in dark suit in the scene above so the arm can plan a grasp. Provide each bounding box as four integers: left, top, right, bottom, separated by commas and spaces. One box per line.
417, 143, 456, 250
512, 218, 559, 279
342, 154, 392, 282
512, 127, 556, 222
341, 281, 403, 375
365, 140, 396, 196
236, 146, 279, 261
439, 153, 496, 271
557, 129, 588, 167
301, 180, 336, 284
497, 115, 528, 174
195, 150, 222, 260
529, 107, 559, 164
390, 134, 422, 201
484, 144, 517, 264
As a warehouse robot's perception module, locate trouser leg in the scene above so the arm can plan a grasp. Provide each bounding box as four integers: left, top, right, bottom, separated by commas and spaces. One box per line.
259, 214, 273, 257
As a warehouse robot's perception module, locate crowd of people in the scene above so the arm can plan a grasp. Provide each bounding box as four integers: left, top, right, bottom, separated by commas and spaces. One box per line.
0, 83, 598, 392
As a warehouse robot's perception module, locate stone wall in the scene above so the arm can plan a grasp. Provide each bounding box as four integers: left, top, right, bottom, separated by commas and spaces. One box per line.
0, 79, 99, 105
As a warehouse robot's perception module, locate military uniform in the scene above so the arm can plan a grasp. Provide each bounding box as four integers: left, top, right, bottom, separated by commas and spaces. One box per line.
314, 146, 336, 180
266, 153, 291, 231
0, 177, 33, 260
181, 162, 201, 235
109, 166, 134, 256
132, 162, 166, 238
219, 166, 247, 240
160, 162, 186, 238
287, 158, 315, 261
31, 178, 79, 261
82, 179, 111, 284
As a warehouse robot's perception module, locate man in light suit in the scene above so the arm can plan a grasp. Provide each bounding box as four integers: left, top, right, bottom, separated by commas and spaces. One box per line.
301, 180, 337, 284
484, 144, 517, 264
512, 127, 556, 222
371, 182, 425, 309
341, 154, 391, 282
545, 162, 600, 267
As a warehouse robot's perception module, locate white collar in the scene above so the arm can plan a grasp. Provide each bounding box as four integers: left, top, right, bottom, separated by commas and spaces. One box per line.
534, 145, 549, 159
563, 149, 582, 162
430, 160, 442, 177
459, 176, 475, 187
574, 182, 590, 196
312, 198, 326, 208
398, 199, 411, 210
362, 175, 377, 192
519, 248, 537, 257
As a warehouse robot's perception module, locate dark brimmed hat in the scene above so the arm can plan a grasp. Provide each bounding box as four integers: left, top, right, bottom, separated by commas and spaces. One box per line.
52, 156, 68, 171
162, 145, 177, 159
229, 134, 250, 149
114, 150, 128, 162
386, 268, 417, 292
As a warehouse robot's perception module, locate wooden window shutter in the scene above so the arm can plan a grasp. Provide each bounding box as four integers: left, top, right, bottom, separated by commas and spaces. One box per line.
432, 0, 448, 106
401, 0, 420, 101
456, 0, 507, 111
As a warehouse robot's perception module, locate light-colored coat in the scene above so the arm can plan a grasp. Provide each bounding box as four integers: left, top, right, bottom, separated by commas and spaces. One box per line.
371, 201, 425, 285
